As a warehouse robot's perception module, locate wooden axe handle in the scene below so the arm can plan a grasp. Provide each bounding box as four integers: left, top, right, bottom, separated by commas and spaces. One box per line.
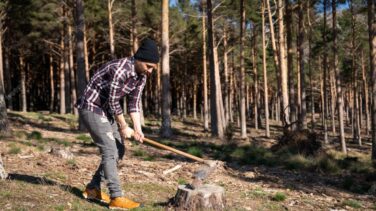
142, 137, 205, 163
127, 127, 205, 163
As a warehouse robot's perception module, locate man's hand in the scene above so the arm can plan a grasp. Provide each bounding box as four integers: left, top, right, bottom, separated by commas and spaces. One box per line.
133, 128, 144, 143
118, 126, 134, 140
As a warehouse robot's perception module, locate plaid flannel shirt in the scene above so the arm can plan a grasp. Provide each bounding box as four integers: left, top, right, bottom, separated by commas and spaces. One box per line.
75, 57, 146, 117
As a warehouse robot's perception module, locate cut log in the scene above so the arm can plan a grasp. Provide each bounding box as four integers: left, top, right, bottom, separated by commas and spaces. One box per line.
0, 154, 7, 180
173, 184, 226, 211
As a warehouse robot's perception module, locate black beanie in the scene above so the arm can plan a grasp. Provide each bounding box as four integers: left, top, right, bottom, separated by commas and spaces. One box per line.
134, 38, 159, 63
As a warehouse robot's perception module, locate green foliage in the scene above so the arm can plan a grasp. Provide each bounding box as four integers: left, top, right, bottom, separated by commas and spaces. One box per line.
8, 143, 21, 154
342, 199, 362, 209
271, 192, 287, 202
286, 154, 314, 170
315, 155, 341, 174
28, 131, 42, 140
187, 146, 203, 158
133, 149, 147, 157
76, 134, 92, 144
66, 159, 76, 166
177, 178, 187, 185
143, 155, 155, 161
247, 187, 268, 199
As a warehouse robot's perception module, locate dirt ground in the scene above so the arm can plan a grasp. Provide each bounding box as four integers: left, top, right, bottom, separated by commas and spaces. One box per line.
0, 111, 375, 210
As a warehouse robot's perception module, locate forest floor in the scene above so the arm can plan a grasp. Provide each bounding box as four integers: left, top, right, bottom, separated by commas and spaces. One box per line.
0, 111, 376, 210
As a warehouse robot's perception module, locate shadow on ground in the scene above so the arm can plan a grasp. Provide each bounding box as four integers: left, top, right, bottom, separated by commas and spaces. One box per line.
7, 173, 108, 208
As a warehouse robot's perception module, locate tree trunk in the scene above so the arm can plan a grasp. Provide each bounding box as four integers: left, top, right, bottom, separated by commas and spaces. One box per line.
4, 48, 11, 110
307, 0, 314, 131
131, 0, 138, 55
262, 0, 270, 137
266, 0, 282, 125
108, 0, 115, 58
193, 80, 197, 119
322, 0, 329, 143
278, 0, 290, 126
298, 0, 307, 130
173, 184, 226, 211
207, 0, 225, 138
223, 28, 230, 123
252, 29, 258, 130
84, 26, 89, 82
351, 0, 361, 145
229, 52, 234, 123
330, 68, 336, 134
49, 54, 55, 112
20, 55, 27, 112
0, 18, 8, 133
368, 0, 376, 160
333, 0, 347, 154
0, 154, 7, 180
161, 0, 172, 138
75, 0, 88, 131
266, 0, 280, 78
59, 28, 66, 114
239, 0, 247, 138
69, 24, 78, 115
202, 4, 209, 131
63, 9, 71, 114
361, 51, 370, 136
285, 0, 296, 130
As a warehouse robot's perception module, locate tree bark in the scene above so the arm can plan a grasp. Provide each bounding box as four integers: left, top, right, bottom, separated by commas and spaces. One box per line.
0, 154, 7, 180
330, 67, 336, 134
298, 0, 307, 130
20, 54, 27, 112
108, 0, 115, 58
4, 48, 11, 110
173, 184, 226, 211
262, 0, 270, 137
202, 4, 209, 131
75, 0, 88, 131
322, 0, 329, 143
307, 0, 314, 130
351, 0, 361, 145
252, 29, 258, 130
332, 0, 347, 154
49, 54, 55, 112
368, 0, 376, 160
285, 0, 296, 130
223, 28, 230, 123
69, 24, 78, 115
361, 51, 370, 136
239, 0, 247, 138
161, 0, 172, 138
131, 0, 138, 55
278, 0, 290, 126
0, 16, 8, 133
59, 25, 66, 114
207, 0, 225, 138
84, 26, 89, 82
63, 8, 71, 114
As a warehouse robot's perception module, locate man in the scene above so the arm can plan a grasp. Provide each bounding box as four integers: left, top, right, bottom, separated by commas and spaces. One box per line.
75, 38, 158, 209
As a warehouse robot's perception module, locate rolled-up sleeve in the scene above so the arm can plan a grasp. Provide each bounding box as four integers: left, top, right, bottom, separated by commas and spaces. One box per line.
127, 76, 146, 113
108, 69, 125, 115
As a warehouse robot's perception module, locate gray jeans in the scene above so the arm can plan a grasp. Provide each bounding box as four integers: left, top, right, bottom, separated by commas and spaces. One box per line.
79, 109, 125, 198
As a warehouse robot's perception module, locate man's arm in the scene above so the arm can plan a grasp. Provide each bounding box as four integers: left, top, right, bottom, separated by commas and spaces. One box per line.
130, 112, 144, 143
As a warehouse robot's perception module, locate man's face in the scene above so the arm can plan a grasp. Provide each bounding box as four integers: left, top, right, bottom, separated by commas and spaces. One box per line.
134, 60, 157, 76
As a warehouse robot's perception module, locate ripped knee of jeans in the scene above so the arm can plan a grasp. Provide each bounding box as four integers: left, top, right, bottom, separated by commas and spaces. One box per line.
106, 132, 115, 141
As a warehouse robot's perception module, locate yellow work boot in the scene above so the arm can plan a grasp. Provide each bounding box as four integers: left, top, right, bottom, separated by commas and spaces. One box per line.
109, 197, 141, 210
82, 187, 111, 203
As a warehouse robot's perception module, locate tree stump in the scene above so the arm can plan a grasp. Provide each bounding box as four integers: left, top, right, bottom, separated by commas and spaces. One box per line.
0, 154, 7, 180
173, 184, 226, 211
